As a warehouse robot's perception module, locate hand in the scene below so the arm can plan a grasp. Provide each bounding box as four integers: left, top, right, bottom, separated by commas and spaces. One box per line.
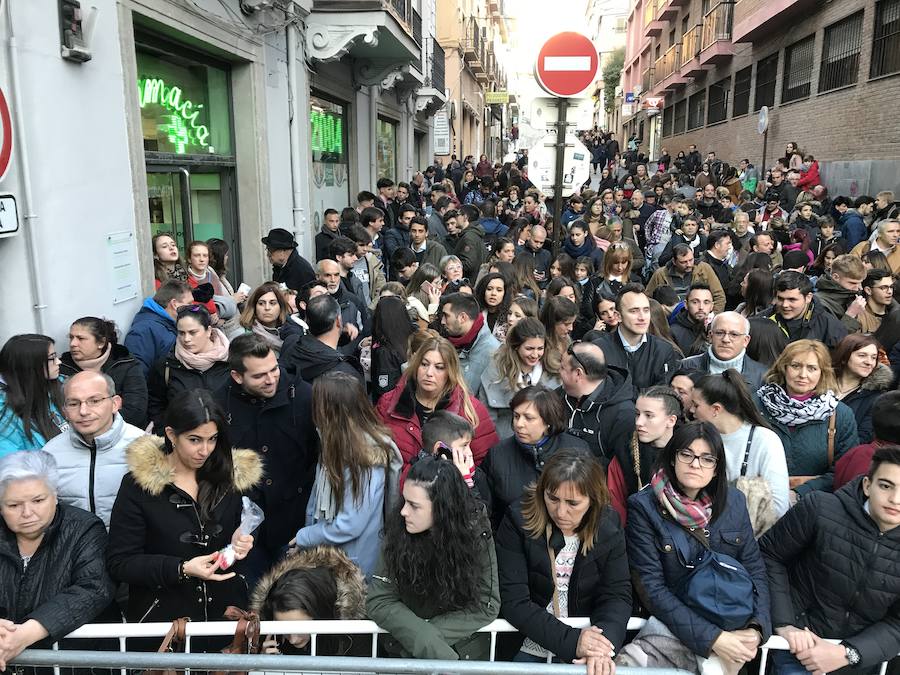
233, 290, 248, 304
343, 323, 359, 341
576, 626, 615, 659
776, 626, 816, 654
732, 628, 762, 649
0, 620, 44, 671
230, 529, 254, 561
789, 490, 799, 506
359, 336, 373, 349
593, 319, 607, 331
262, 635, 281, 655
795, 633, 848, 675
183, 552, 236, 582
451, 446, 474, 477
427, 284, 442, 305
711, 631, 757, 664
573, 655, 616, 675
845, 295, 867, 319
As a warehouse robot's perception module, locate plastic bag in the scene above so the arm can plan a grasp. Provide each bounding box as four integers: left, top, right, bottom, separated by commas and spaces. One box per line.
216, 497, 265, 570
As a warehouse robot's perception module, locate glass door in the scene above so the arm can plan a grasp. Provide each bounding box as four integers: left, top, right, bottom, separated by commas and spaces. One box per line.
147, 168, 192, 251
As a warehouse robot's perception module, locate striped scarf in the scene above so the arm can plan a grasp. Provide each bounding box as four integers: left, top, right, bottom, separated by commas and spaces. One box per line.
650, 468, 712, 530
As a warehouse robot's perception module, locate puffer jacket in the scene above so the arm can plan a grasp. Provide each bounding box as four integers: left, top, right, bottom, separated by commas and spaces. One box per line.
124, 297, 177, 378
107, 435, 262, 627
146, 351, 233, 431
474, 432, 589, 530
41, 413, 146, 528
496, 503, 632, 661
0, 382, 65, 457
60, 344, 149, 428
477, 360, 560, 439
455, 223, 488, 280
0, 503, 113, 642
626, 487, 772, 657
840, 363, 893, 444
759, 477, 900, 667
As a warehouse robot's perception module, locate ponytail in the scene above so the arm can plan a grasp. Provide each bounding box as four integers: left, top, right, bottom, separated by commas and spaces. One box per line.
697, 369, 772, 430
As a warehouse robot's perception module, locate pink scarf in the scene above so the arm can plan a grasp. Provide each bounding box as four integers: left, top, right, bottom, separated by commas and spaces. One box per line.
75, 344, 112, 372
175, 328, 230, 372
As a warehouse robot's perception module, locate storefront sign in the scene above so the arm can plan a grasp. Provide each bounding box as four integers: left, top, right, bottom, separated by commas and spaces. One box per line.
434, 111, 450, 155
486, 91, 509, 104
138, 77, 211, 152
106, 231, 139, 304
0, 194, 19, 237
310, 109, 344, 160
624, 92, 635, 103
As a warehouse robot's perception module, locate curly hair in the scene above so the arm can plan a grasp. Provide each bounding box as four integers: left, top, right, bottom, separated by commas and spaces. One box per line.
383, 457, 483, 611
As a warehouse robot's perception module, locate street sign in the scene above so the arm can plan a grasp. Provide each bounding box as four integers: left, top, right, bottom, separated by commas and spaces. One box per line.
529, 97, 593, 130
0, 86, 13, 183
485, 91, 509, 104
625, 92, 635, 103
528, 132, 591, 198
433, 111, 450, 155
757, 106, 769, 134
0, 194, 19, 237
534, 32, 599, 98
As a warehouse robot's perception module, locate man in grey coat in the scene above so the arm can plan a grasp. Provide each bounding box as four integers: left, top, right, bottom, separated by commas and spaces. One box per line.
440, 293, 500, 394
678, 312, 767, 392
41, 371, 146, 528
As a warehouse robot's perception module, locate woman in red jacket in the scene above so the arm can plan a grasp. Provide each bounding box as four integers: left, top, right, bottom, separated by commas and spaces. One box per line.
376, 336, 498, 482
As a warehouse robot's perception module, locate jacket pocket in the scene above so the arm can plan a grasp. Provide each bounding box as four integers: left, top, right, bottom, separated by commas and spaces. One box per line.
717, 530, 745, 557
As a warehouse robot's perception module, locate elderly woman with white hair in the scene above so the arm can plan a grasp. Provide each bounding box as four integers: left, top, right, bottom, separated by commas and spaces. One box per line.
0, 451, 113, 669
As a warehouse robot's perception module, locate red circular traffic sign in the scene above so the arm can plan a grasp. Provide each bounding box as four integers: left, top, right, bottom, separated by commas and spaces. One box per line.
0, 86, 12, 183
535, 32, 599, 97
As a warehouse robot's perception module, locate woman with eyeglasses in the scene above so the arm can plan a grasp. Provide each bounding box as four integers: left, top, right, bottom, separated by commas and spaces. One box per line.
620, 421, 771, 674
0, 335, 66, 456
147, 305, 232, 433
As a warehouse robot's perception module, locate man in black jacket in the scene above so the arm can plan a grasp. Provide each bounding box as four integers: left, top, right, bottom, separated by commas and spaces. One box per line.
262, 228, 316, 291
758, 271, 848, 347
669, 284, 713, 357
217, 334, 318, 580
759, 446, 900, 674
454, 204, 487, 280
557, 342, 635, 465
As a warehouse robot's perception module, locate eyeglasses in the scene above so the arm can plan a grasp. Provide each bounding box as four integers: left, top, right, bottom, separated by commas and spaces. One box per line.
872, 284, 894, 291
567, 341, 587, 372
63, 396, 113, 412
47, 353, 59, 363
675, 449, 718, 469
711, 330, 747, 340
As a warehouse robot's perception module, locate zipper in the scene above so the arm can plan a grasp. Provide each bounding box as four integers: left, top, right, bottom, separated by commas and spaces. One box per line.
138, 597, 160, 623
88, 442, 97, 515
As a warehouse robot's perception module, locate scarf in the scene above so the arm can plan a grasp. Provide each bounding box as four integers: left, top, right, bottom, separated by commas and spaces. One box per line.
447, 312, 485, 350
707, 346, 745, 374
251, 320, 284, 351
650, 468, 712, 530
175, 328, 230, 372
75, 343, 112, 372
756, 382, 837, 426
312, 462, 339, 523
563, 237, 595, 259
165, 262, 189, 282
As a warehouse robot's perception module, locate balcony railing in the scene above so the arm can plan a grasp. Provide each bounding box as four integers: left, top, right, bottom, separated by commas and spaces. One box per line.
656, 42, 681, 81
701, 1, 735, 51
641, 66, 655, 93
412, 7, 422, 46
643, 0, 656, 27
427, 38, 446, 93
464, 18, 484, 69
679, 24, 701, 66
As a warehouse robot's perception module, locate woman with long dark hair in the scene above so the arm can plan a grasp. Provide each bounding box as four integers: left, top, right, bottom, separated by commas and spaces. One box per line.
496, 448, 631, 669
0, 335, 65, 456
831, 334, 892, 444
239, 282, 304, 356
60, 317, 148, 428
621, 422, 771, 673
152, 232, 188, 287
474, 272, 512, 336
735, 268, 774, 318
207, 237, 249, 338
366, 456, 499, 660
107, 390, 260, 638
372, 295, 417, 401
540, 296, 578, 375
294, 373, 400, 578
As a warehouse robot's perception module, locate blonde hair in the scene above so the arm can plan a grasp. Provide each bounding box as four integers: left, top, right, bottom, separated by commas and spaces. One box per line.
764, 339, 837, 396
406, 336, 478, 427
602, 243, 633, 279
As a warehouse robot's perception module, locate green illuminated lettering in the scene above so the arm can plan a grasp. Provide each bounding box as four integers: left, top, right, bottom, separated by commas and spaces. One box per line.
137, 76, 212, 154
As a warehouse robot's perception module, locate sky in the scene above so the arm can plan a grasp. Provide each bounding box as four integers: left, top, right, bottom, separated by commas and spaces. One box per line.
506, 0, 591, 80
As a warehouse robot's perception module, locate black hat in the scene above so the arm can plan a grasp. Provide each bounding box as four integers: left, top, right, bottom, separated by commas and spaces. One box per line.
261, 228, 298, 250
192, 282, 215, 304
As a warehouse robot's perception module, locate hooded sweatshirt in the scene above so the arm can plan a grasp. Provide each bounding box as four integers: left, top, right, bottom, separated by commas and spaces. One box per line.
282, 334, 364, 384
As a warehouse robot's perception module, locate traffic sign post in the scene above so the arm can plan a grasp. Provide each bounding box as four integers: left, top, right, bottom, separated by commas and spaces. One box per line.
758, 106, 769, 178
533, 32, 599, 255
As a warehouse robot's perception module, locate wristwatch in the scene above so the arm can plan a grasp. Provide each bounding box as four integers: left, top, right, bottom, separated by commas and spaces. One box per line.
842, 642, 861, 667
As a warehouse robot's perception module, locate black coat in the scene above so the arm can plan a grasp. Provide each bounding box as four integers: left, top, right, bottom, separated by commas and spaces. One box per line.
495, 504, 632, 662
147, 351, 233, 431
474, 433, 589, 530
669, 311, 707, 357
107, 435, 262, 626
593, 330, 681, 396
455, 223, 488, 280
0, 504, 113, 642
315, 228, 340, 262
371, 343, 405, 402
272, 249, 316, 292
281, 334, 364, 384
60, 344, 149, 428
758, 300, 848, 347
759, 478, 900, 667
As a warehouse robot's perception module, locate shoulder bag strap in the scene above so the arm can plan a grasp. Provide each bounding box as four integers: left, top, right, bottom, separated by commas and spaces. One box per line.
827, 411, 837, 467
545, 526, 561, 617
740, 426, 757, 477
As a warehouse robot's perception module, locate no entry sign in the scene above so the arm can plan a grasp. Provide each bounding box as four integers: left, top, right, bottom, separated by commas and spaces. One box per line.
534, 32, 599, 98
0, 85, 11, 183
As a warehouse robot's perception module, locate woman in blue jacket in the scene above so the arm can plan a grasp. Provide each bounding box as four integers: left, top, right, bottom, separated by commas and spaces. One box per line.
622, 421, 771, 674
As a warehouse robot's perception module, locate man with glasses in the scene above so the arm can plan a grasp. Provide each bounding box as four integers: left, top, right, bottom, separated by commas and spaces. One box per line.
679, 311, 767, 392
262, 227, 316, 292
41, 371, 145, 528
557, 341, 635, 466
858, 269, 898, 334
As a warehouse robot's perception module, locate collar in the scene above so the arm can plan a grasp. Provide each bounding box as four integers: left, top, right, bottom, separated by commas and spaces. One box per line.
71, 413, 125, 452
411, 241, 427, 253
619, 329, 647, 352
708, 347, 745, 374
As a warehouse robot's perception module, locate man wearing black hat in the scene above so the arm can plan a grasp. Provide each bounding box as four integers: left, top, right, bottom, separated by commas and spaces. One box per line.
262, 228, 316, 292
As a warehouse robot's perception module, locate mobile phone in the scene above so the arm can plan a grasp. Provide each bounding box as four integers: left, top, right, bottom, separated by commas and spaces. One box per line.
237, 282, 251, 295
421, 280, 434, 295
435, 442, 454, 461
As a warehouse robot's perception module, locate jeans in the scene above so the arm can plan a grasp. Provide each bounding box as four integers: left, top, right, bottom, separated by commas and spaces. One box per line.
771, 649, 811, 675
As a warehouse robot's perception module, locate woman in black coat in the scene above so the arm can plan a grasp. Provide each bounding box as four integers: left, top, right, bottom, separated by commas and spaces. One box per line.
371, 294, 415, 402
496, 448, 631, 671
107, 390, 261, 648
147, 305, 231, 431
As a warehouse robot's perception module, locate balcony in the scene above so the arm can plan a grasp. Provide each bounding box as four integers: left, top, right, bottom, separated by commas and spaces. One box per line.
678, 24, 705, 78
477, 48, 492, 83
464, 19, 485, 73
699, 1, 735, 65
416, 37, 447, 116
643, 0, 666, 37
641, 66, 655, 94
732, 0, 819, 44
652, 43, 688, 94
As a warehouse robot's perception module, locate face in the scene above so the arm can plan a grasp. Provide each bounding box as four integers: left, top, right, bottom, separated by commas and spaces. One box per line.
602, 193, 614, 206
517, 337, 545, 369
555, 317, 575, 340
255, 291, 282, 327
234, 351, 281, 399
0, 479, 57, 539
673, 438, 717, 496
687, 291, 714, 323
484, 279, 505, 308
632, 192, 644, 207
670, 375, 695, 411
689, 389, 717, 424
775, 288, 811, 320
847, 344, 878, 380
597, 299, 619, 327
267, 248, 290, 266
784, 350, 822, 396
549, 260, 561, 278
399, 482, 434, 534
166, 420, 219, 471
369, 217, 385, 233
273, 609, 313, 648
189, 245, 209, 272
882, 222, 900, 246
544, 481, 590, 536
154, 235, 179, 263
824, 250, 836, 271
733, 216, 749, 236
324, 213, 340, 232
682, 220, 698, 237
570, 227, 587, 247
863, 463, 900, 532
834, 271, 864, 293
591, 200, 603, 215
820, 224, 834, 239
710, 315, 750, 360
398, 210, 414, 228
416, 350, 448, 396
318, 261, 342, 293
68, 324, 104, 360
619, 292, 650, 335
673, 251, 694, 274
524, 196, 538, 212
497, 242, 516, 263
335, 250, 358, 272
443, 260, 463, 281
868, 277, 894, 306
46, 344, 61, 380
410, 221, 428, 246
397, 186, 409, 201
64, 377, 119, 439
800, 205, 813, 220
703, 184, 716, 199
507, 303, 527, 328
635, 396, 674, 445
771, 170, 783, 185
575, 264, 589, 281
609, 221, 623, 241
753, 234, 774, 254
512, 401, 548, 445
529, 229, 547, 250
177, 315, 212, 354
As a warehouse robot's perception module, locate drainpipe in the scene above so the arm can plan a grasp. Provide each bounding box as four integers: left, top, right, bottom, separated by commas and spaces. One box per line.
369, 85, 378, 183
286, 9, 306, 244
5, 0, 46, 333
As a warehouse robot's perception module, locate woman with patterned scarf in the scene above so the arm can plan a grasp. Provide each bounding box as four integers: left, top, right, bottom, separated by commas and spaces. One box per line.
755, 339, 859, 504
619, 421, 771, 675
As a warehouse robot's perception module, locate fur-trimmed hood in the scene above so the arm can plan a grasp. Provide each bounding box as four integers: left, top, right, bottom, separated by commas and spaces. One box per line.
861, 363, 894, 392
248, 545, 366, 619
125, 435, 262, 496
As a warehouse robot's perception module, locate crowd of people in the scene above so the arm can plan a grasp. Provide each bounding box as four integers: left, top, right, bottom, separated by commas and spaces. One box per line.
1, 142, 900, 675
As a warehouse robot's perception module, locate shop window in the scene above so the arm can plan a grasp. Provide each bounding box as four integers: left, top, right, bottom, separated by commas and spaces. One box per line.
376, 118, 398, 180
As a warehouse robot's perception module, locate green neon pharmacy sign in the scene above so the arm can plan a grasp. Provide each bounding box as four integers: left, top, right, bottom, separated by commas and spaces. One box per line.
310, 109, 344, 157
138, 77, 211, 154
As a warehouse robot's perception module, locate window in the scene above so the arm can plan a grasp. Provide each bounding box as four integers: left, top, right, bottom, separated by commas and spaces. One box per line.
615, 17, 627, 32
681, 15, 690, 36
754, 53, 778, 110
376, 117, 397, 180
782, 35, 815, 102
673, 99, 687, 134
819, 12, 863, 92
663, 105, 674, 137
871, 0, 900, 78
707, 76, 730, 124
702, 0, 710, 15
670, 28, 677, 48
732, 65, 752, 116
688, 90, 706, 129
